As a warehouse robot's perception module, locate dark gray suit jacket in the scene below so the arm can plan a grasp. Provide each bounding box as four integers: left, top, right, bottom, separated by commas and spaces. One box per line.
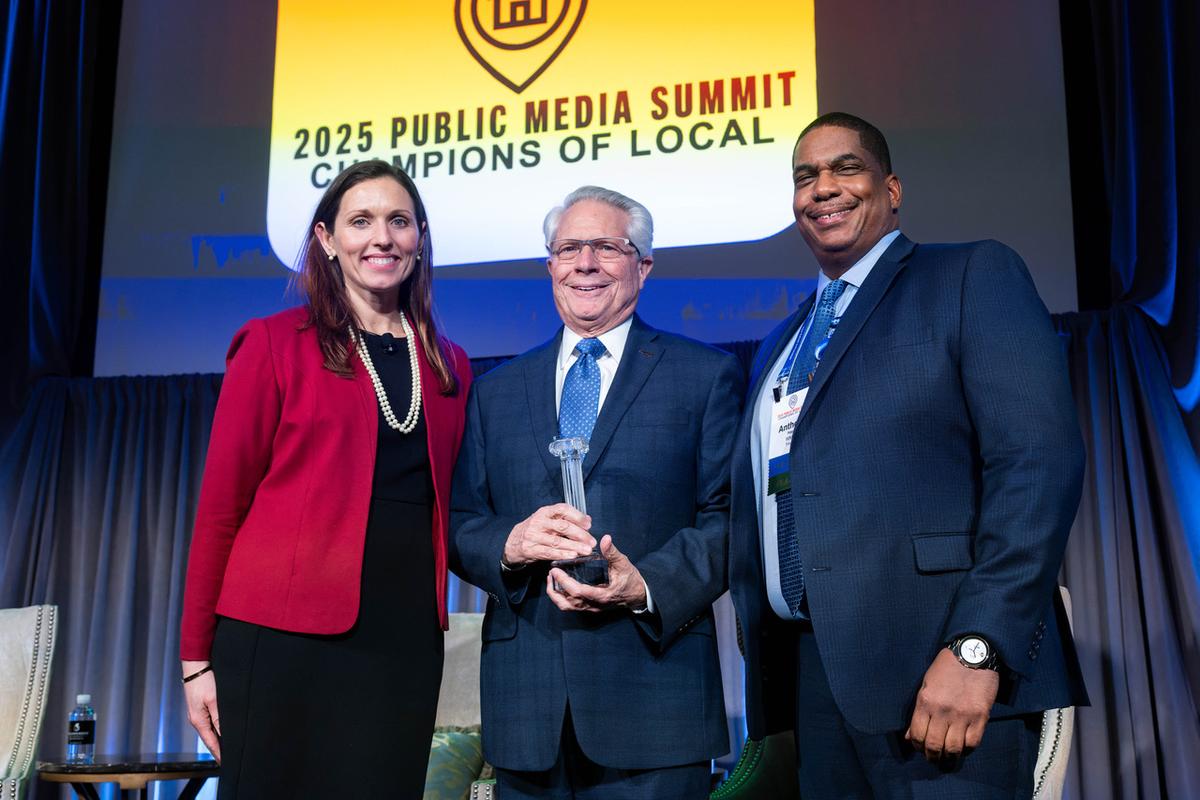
729, 235, 1089, 738
450, 315, 744, 771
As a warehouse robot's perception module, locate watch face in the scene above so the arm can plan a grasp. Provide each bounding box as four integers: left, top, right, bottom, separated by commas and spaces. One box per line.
960, 637, 990, 665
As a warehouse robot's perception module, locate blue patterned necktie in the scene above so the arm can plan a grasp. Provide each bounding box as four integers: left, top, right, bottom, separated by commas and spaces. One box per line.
559, 338, 607, 441
786, 279, 847, 394
776, 278, 847, 615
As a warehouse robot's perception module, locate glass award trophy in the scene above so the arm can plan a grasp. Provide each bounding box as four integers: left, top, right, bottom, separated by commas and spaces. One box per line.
549, 436, 609, 586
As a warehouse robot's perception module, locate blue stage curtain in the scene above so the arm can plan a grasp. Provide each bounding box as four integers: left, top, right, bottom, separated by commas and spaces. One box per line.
1056, 308, 1200, 799
0, 0, 119, 438
1061, 0, 1200, 446
0, 376, 221, 800
1056, 0, 1200, 793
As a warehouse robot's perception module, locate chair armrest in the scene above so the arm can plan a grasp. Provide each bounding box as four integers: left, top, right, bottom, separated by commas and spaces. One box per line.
470, 777, 496, 800
710, 732, 799, 800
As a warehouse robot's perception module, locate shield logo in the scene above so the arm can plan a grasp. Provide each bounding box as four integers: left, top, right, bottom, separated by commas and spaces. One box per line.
455, 0, 587, 93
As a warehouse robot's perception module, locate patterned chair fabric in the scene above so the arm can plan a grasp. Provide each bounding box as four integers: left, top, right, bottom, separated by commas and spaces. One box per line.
1032, 587, 1077, 800
0, 606, 58, 800
427, 613, 492, 800
436, 613, 484, 729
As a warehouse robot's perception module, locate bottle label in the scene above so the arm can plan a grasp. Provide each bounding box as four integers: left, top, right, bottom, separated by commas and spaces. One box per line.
67, 720, 95, 745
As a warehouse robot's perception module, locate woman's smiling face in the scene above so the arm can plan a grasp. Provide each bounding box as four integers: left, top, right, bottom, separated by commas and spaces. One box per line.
315, 176, 422, 302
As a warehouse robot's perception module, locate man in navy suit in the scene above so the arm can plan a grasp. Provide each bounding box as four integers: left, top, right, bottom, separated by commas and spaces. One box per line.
450, 186, 742, 799
728, 112, 1087, 797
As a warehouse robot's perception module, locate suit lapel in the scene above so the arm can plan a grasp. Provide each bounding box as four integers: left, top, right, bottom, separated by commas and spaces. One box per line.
747, 296, 815, 405
582, 316, 662, 481
731, 296, 812, 487
524, 332, 564, 483
799, 234, 917, 420
416, 338, 443, 480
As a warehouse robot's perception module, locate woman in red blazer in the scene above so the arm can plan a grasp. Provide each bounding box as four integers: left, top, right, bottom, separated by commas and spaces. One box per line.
179, 160, 472, 799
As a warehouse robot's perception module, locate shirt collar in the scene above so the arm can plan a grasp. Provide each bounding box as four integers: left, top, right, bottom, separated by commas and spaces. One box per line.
816, 229, 902, 295
559, 316, 633, 369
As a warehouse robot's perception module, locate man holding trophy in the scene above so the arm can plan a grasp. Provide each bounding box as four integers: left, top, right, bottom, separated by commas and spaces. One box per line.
450, 186, 743, 799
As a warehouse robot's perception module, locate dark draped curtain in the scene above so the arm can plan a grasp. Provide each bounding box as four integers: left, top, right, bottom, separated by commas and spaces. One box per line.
1053, 0, 1200, 793
0, 0, 118, 438
1061, 0, 1200, 445
1055, 309, 1200, 798
1, 377, 221, 800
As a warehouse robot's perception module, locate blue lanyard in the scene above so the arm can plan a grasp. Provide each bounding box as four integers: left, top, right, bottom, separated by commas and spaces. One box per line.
775, 311, 817, 388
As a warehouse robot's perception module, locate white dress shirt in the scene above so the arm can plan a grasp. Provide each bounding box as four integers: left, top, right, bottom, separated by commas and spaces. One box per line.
752, 229, 902, 619
555, 317, 632, 414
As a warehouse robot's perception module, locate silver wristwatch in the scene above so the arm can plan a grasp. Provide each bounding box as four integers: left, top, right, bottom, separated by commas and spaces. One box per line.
949, 634, 999, 671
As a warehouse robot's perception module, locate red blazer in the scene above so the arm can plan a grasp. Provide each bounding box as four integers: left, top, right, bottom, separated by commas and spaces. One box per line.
180, 306, 472, 660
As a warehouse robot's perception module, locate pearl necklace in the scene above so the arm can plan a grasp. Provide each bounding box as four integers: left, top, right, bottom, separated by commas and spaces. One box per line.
351, 312, 422, 434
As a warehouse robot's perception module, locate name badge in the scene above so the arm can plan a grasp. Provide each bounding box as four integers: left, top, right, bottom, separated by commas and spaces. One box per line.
766, 388, 805, 496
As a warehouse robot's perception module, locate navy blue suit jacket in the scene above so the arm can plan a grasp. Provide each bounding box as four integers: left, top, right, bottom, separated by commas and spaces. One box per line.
729, 235, 1088, 738
450, 315, 743, 771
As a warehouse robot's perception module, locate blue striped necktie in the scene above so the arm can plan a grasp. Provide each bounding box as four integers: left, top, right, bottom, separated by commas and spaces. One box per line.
787, 279, 847, 393
559, 338, 606, 441
777, 279, 847, 614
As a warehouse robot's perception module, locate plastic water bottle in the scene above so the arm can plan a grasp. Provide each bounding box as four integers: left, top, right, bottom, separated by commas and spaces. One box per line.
66, 694, 96, 764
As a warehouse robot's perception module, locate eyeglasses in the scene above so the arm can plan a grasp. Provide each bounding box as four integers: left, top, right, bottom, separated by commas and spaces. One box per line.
547, 237, 641, 262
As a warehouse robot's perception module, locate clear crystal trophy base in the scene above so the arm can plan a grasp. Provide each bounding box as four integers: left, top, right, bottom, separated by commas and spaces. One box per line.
552, 551, 610, 587
548, 435, 609, 588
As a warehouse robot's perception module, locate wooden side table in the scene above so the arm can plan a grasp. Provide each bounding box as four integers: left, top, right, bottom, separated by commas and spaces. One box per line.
37, 753, 218, 800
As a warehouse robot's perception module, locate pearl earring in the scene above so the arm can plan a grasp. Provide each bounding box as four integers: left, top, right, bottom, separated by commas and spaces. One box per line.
328, 252, 335, 261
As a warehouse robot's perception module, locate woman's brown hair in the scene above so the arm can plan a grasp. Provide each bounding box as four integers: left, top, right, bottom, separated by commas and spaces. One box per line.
294, 160, 459, 395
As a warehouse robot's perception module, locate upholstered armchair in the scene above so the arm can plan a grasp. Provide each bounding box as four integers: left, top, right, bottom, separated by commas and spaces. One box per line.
1029, 587, 1077, 800
0, 606, 58, 800
424, 612, 493, 800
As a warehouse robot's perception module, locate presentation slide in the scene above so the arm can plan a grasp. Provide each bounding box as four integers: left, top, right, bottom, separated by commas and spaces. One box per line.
95, 1, 1076, 375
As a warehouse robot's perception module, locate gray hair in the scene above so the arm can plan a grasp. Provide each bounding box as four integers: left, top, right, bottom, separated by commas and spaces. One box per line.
543, 185, 654, 258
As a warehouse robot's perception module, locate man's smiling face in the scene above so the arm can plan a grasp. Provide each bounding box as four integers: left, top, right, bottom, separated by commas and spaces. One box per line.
792, 125, 902, 276
547, 199, 652, 337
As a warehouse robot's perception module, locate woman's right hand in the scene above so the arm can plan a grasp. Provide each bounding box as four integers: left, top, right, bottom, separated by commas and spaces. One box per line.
182, 660, 221, 761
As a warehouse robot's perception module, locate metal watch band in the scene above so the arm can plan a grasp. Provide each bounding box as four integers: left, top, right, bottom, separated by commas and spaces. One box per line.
949, 634, 999, 671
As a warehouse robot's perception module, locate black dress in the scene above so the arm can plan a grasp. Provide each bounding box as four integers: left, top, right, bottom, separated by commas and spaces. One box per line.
211, 331, 442, 799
